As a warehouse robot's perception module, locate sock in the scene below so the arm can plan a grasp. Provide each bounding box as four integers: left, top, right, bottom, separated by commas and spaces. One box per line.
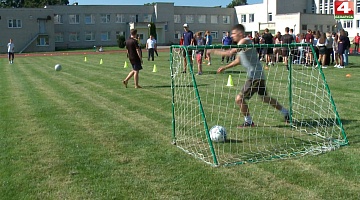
244, 115, 252, 124
281, 108, 289, 116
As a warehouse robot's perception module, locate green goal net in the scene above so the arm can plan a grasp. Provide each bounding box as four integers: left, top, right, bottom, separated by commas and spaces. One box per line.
169, 43, 348, 167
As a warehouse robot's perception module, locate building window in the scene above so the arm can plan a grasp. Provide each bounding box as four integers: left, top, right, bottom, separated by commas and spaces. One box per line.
174, 31, 181, 39
241, 14, 246, 23
55, 32, 64, 42
211, 15, 218, 24
85, 31, 95, 41
129, 15, 136, 23
37, 35, 49, 46
115, 14, 125, 23
144, 14, 152, 22
210, 31, 218, 39
343, 20, 353, 28
100, 14, 110, 23
223, 15, 230, 24
54, 14, 63, 24
85, 14, 95, 24
268, 13, 272, 22
326, 25, 331, 32
116, 31, 125, 36
174, 15, 181, 23
198, 15, 206, 23
249, 14, 254, 23
101, 32, 110, 41
357, 20, 360, 28
69, 14, 80, 24
69, 32, 80, 42
8, 19, 22, 28
302, 24, 307, 30
185, 15, 194, 23
311, 1, 316, 13
357, 0, 360, 13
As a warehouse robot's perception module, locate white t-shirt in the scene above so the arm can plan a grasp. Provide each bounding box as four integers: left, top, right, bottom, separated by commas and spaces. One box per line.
146, 38, 156, 49
7, 42, 14, 53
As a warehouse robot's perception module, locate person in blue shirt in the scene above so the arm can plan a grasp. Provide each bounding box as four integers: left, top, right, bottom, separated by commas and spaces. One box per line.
182, 23, 194, 73
221, 31, 233, 63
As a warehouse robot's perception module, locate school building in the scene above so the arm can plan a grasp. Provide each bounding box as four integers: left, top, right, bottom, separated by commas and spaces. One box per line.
0, 1, 358, 53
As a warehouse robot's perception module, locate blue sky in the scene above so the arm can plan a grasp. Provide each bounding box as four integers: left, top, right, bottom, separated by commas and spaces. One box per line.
75, 0, 263, 7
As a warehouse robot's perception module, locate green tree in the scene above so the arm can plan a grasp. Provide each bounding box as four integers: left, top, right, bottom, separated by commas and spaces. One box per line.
148, 22, 157, 40
226, 0, 247, 8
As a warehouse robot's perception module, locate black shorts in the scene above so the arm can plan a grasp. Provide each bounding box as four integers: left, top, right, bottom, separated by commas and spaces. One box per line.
132, 63, 143, 71
264, 48, 273, 55
240, 79, 267, 100
183, 50, 193, 58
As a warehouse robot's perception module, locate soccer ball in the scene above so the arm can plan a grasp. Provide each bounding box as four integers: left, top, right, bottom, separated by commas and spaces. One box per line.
55, 64, 62, 71
209, 125, 227, 142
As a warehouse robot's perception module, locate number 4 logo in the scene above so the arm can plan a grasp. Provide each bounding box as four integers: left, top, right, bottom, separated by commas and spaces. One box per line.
335, 0, 354, 15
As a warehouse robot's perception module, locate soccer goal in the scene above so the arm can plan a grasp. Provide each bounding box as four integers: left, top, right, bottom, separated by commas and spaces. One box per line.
170, 43, 348, 167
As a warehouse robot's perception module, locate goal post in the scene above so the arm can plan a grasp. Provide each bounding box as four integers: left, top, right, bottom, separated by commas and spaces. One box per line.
170, 43, 348, 167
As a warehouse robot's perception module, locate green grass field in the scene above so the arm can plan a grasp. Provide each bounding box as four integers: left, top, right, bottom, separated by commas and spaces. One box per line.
1, 49, 360, 199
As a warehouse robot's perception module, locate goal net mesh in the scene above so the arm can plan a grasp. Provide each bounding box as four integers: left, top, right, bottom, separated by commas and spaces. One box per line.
170, 43, 348, 166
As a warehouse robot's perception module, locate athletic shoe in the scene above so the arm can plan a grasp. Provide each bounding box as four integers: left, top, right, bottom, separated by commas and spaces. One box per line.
207, 62, 211, 66
337, 65, 345, 68
196, 72, 203, 75
322, 66, 328, 68
334, 64, 339, 68
238, 121, 255, 128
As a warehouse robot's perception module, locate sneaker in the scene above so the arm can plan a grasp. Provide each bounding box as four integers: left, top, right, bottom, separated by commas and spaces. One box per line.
337, 65, 344, 68
196, 72, 203, 75
334, 64, 339, 68
322, 66, 328, 68
207, 62, 211, 66
238, 121, 255, 128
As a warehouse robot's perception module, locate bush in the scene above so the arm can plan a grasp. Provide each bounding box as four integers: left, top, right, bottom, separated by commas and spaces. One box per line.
117, 35, 126, 48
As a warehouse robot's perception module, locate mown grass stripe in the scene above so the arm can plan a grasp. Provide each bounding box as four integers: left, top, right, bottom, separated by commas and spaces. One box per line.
12, 55, 188, 198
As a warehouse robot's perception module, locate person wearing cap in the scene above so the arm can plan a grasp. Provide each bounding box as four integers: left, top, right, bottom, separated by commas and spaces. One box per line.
182, 23, 194, 73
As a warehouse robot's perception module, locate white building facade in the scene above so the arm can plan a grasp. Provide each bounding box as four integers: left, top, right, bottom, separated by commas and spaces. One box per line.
1, 1, 360, 53
235, 0, 359, 39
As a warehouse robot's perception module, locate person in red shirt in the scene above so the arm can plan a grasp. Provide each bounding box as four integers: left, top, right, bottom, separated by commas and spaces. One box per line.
179, 35, 184, 45
353, 33, 360, 54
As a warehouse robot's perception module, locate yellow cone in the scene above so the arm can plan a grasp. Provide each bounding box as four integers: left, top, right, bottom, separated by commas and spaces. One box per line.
152, 64, 157, 72
226, 75, 234, 87
100, 59, 103, 64
124, 61, 128, 68
84, 57, 87, 62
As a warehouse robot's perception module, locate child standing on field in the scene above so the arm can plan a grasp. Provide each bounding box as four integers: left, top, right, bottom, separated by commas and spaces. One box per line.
195, 32, 205, 75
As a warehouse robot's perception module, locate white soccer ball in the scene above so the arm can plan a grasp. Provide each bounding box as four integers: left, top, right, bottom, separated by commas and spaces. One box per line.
55, 64, 62, 71
209, 125, 227, 142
